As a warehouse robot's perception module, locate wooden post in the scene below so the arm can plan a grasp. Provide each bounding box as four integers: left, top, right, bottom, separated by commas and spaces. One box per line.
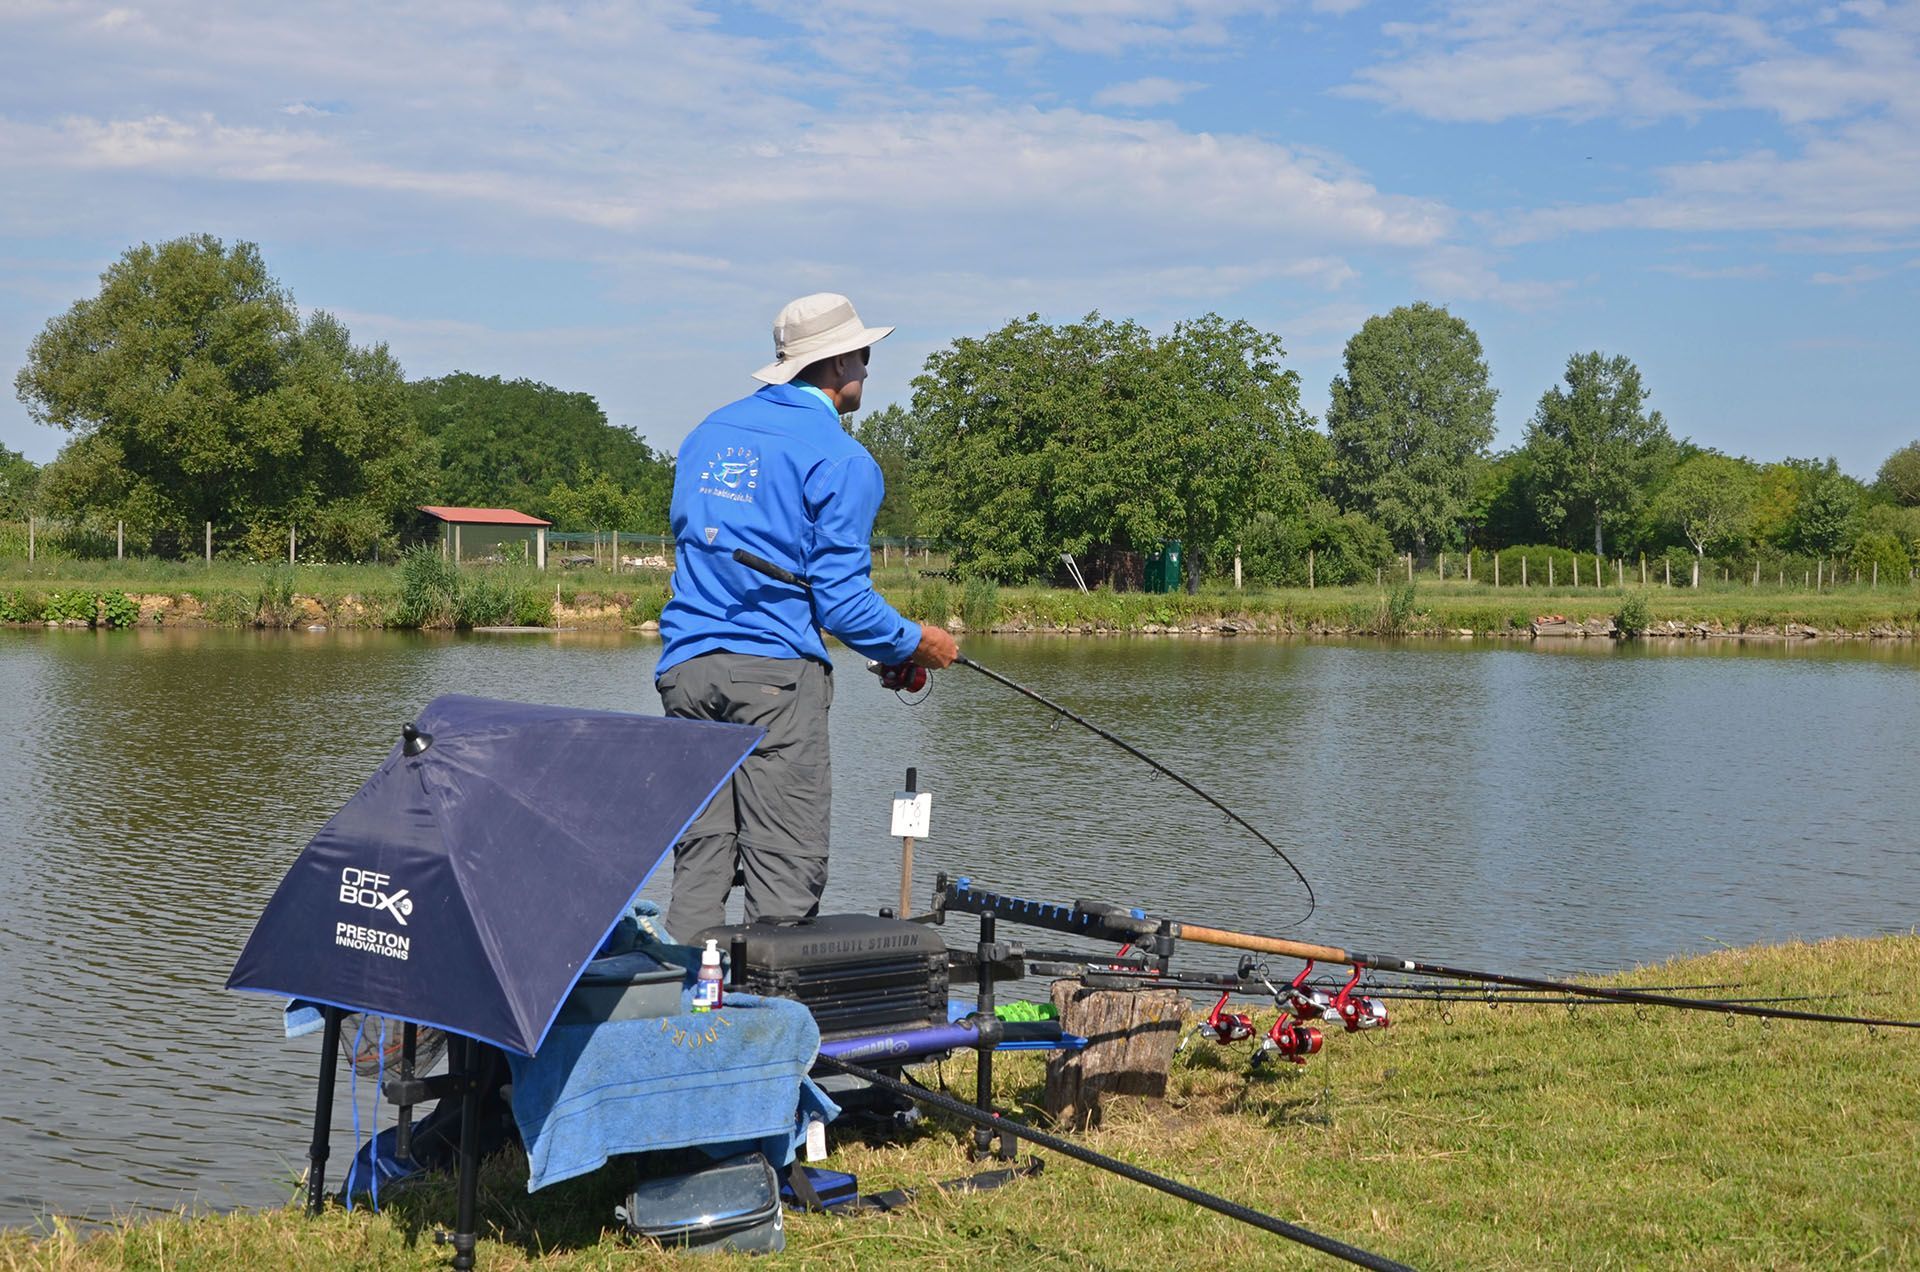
205, 521, 212, 565
1234, 544, 1242, 590
1308, 548, 1315, 590
118, 521, 124, 561
1753, 562, 1760, 587
1597, 554, 1604, 590
612, 528, 619, 573
1640, 554, 1646, 586
1406, 553, 1413, 583
454, 524, 462, 563
1521, 556, 1528, 587
537, 527, 547, 571
27, 515, 34, 562
1617, 558, 1623, 588
1466, 550, 1473, 583
1571, 555, 1577, 588
1873, 560, 1878, 589
1439, 551, 1445, 581
1043, 982, 1186, 1131
1816, 559, 1822, 590
1494, 553, 1500, 587
1375, 565, 1381, 586
289, 524, 296, 565
1665, 559, 1670, 587
1549, 557, 1554, 588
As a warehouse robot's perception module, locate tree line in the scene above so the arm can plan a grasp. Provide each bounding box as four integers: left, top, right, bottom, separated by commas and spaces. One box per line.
862, 304, 1920, 589
7, 235, 673, 560
8, 234, 1919, 582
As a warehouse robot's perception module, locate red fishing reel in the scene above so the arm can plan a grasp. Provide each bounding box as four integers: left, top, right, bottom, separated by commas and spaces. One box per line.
1284, 959, 1338, 1023
1260, 1017, 1323, 1064
1203, 990, 1256, 1044
867, 660, 928, 693
1330, 966, 1390, 1033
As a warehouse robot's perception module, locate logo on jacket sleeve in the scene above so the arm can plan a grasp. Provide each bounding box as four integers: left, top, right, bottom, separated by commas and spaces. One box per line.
699, 446, 759, 504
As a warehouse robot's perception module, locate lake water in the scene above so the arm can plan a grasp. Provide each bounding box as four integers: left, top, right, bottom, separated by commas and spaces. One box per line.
1, 628, 1916, 1227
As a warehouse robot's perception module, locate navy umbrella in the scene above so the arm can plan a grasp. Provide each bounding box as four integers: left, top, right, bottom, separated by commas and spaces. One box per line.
228, 694, 761, 1056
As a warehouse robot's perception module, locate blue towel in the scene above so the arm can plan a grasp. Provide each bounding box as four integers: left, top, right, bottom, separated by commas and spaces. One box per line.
507, 992, 834, 1192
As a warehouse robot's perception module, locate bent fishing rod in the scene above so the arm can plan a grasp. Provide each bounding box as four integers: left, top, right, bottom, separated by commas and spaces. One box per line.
729, 547, 1317, 923
814, 1054, 1416, 1271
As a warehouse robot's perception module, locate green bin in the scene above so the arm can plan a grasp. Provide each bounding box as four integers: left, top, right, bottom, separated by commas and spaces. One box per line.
1142, 541, 1183, 593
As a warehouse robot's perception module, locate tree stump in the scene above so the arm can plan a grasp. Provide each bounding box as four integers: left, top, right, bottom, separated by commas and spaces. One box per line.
1043, 981, 1186, 1130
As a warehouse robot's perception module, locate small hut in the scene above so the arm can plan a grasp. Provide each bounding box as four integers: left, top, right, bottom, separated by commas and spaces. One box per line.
419, 506, 553, 569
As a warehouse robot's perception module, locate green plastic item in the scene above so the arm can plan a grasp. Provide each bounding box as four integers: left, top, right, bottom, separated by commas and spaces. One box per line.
994, 1001, 1058, 1023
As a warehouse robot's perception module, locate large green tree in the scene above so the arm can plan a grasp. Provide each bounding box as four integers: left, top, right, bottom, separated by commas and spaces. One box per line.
908, 313, 1162, 582
906, 312, 1310, 587
1325, 302, 1497, 556
1521, 351, 1674, 555
408, 373, 670, 529
14, 235, 433, 558
1651, 453, 1758, 585
1875, 440, 1920, 507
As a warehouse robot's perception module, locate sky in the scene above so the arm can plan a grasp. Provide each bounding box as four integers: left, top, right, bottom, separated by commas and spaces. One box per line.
2, 0, 1916, 479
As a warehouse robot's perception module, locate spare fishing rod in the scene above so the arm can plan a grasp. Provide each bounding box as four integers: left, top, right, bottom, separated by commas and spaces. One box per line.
1066, 897, 1920, 1031
814, 1054, 1416, 1271
730, 547, 1317, 924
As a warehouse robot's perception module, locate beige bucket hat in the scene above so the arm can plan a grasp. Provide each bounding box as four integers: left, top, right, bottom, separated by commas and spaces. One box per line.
752, 292, 894, 384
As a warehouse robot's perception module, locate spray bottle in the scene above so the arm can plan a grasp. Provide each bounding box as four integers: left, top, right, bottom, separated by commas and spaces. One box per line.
692, 938, 724, 1012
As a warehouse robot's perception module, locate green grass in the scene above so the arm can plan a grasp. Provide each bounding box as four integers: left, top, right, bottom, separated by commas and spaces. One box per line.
2, 555, 1917, 635
4, 936, 1916, 1269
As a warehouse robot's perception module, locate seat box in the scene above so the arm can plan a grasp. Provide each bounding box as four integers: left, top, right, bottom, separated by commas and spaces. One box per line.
693, 914, 949, 1040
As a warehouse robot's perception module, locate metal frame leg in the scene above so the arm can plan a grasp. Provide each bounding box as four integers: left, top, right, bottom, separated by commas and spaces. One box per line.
306, 1007, 343, 1216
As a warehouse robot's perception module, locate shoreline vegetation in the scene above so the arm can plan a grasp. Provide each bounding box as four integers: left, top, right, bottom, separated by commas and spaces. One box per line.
1, 556, 1916, 641
2, 935, 1915, 1269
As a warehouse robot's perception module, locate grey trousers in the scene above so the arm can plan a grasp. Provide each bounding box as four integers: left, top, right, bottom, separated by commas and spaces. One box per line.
656, 652, 833, 937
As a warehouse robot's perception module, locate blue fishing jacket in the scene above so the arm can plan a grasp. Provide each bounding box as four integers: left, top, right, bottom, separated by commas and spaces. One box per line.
657, 383, 920, 677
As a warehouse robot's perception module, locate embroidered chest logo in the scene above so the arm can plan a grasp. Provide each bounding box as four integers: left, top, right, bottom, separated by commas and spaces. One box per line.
698, 446, 759, 505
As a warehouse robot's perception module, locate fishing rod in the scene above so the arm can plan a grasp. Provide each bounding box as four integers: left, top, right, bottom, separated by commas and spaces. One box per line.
814, 1054, 1416, 1271
730, 547, 1317, 923
1065, 897, 1920, 1031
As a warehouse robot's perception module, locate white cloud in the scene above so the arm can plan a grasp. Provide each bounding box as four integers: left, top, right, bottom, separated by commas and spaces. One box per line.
1810, 264, 1889, 285
1091, 77, 1205, 109
1650, 262, 1770, 281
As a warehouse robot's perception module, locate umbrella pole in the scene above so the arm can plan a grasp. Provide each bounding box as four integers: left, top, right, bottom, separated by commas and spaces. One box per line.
450, 1036, 481, 1271
305, 1006, 343, 1216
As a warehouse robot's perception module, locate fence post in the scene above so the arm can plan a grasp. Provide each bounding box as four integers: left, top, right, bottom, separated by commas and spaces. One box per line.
1521, 556, 1527, 587
1406, 553, 1412, 583
1466, 550, 1473, 583
1753, 562, 1759, 587
1549, 557, 1554, 588
1664, 559, 1670, 587
289, 524, 296, 565
1439, 552, 1445, 581
1872, 561, 1878, 589
454, 524, 462, 563
118, 521, 125, 561
1640, 554, 1646, 586
1571, 555, 1577, 588
27, 515, 34, 562
1816, 559, 1822, 590
1234, 545, 1242, 591
205, 521, 212, 565
1308, 548, 1314, 590
1616, 558, 1623, 588
1493, 552, 1500, 588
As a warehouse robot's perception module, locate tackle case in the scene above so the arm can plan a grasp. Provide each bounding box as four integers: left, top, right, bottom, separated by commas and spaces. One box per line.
617, 1151, 784, 1254
555, 949, 687, 1026
693, 914, 949, 1040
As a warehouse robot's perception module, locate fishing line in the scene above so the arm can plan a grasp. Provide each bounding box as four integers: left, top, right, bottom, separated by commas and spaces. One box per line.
731, 548, 1317, 925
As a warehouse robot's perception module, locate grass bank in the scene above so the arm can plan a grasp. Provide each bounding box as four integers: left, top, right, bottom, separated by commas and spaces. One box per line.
3, 556, 1918, 637
4, 935, 1916, 1269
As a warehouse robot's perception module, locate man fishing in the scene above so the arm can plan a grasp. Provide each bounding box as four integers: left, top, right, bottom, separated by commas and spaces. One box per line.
656, 292, 958, 937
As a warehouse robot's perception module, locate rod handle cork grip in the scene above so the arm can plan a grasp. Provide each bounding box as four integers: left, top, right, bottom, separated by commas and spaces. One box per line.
732, 548, 810, 591
1172, 923, 1357, 968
